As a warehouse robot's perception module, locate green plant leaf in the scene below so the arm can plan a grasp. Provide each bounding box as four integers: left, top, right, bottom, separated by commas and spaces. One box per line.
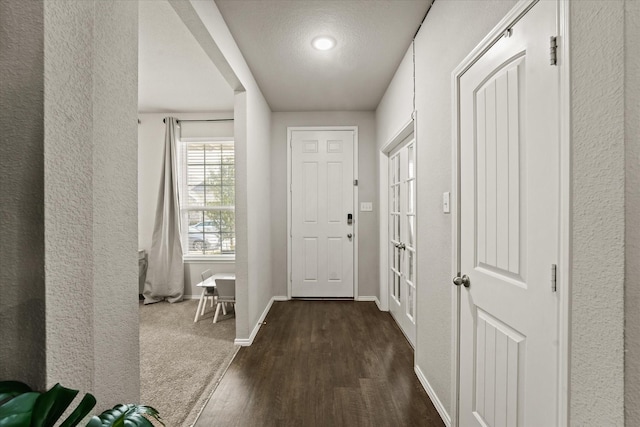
0, 382, 32, 395
91, 404, 163, 427
31, 383, 78, 427
59, 393, 96, 427
0, 392, 39, 427
0, 382, 33, 407
85, 416, 102, 427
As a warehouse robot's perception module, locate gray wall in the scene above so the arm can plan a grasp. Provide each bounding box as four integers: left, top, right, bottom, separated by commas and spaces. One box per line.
43, 0, 139, 405
412, 0, 517, 414
0, 0, 46, 390
570, 1, 625, 423
270, 112, 379, 299
413, 0, 517, 415
1, 0, 139, 407
625, 0, 640, 424
245, 89, 274, 333
377, 0, 631, 422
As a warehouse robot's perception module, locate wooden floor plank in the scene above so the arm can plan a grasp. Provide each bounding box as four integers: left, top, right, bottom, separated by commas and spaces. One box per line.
195, 301, 445, 427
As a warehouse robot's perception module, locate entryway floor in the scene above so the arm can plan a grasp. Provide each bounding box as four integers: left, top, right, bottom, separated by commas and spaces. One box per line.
195, 300, 444, 426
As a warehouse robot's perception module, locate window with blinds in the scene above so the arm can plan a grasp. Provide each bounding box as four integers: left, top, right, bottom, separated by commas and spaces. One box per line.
180, 141, 235, 258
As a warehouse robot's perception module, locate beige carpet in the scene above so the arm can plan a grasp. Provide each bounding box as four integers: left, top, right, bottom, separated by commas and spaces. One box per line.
140, 299, 238, 427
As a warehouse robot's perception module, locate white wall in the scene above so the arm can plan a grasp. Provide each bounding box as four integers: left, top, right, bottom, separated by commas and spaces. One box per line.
376, 47, 414, 150
0, 0, 46, 390
270, 111, 378, 299
375, 0, 518, 417
43, 0, 139, 407
376, 46, 414, 311
173, 0, 274, 342
626, 0, 640, 423
137, 112, 235, 298
377, 0, 630, 423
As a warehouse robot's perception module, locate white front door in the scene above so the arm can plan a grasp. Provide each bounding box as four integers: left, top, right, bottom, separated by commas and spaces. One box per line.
290, 129, 355, 298
388, 136, 416, 346
458, 1, 559, 425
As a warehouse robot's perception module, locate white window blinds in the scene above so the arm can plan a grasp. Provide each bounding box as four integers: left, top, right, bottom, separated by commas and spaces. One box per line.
179, 132, 235, 258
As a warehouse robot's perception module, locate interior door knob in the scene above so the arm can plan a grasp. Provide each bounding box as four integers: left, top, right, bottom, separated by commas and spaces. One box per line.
347, 233, 353, 239
453, 274, 470, 288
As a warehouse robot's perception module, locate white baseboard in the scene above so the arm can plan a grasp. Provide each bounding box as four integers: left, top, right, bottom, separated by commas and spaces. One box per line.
183, 295, 200, 300
355, 296, 382, 311
415, 364, 451, 427
234, 296, 288, 346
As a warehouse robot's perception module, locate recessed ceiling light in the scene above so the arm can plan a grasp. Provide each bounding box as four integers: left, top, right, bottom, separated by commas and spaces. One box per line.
312, 36, 336, 51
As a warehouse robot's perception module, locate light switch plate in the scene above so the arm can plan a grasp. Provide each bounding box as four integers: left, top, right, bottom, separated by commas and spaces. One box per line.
443, 192, 450, 213
360, 202, 373, 212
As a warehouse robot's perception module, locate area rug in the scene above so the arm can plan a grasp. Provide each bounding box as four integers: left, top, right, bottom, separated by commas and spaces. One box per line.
139, 299, 238, 426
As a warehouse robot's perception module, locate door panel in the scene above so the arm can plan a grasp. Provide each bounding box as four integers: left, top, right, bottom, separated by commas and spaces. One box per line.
474, 309, 524, 427
476, 59, 525, 281
458, 1, 558, 425
291, 130, 354, 298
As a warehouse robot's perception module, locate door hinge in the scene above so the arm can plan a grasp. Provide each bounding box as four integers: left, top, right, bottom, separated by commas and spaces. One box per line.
354, 179, 358, 186
550, 36, 558, 66
551, 264, 557, 292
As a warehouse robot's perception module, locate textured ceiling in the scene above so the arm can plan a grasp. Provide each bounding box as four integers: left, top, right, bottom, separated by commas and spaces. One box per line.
215, 0, 432, 112
138, 0, 234, 113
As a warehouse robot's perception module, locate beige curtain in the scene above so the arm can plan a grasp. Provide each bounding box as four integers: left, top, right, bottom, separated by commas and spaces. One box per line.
143, 117, 184, 303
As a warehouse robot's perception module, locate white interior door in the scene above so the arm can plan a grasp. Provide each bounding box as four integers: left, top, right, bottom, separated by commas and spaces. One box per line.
458, 1, 559, 425
388, 136, 416, 346
291, 129, 354, 298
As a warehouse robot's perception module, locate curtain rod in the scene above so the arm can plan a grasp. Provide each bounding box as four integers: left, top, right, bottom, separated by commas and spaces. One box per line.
162, 118, 234, 123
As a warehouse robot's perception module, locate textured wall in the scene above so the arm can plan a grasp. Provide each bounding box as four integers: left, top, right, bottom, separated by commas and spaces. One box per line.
375, 0, 629, 422
0, 0, 46, 389
625, 0, 640, 424
570, 1, 625, 424
44, 0, 96, 394
44, 0, 139, 406
413, 0, 517, 415
91, 1, 139, 406
270, 112, 379, 299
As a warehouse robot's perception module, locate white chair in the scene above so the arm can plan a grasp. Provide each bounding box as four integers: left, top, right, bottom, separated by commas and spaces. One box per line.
194, 269, 216, 322
213, 279, 235, 323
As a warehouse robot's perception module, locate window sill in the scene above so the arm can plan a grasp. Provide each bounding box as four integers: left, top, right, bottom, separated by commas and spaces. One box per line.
183, 256, 235, 264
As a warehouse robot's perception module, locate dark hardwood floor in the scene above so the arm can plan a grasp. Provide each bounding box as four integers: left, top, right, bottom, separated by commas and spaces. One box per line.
195, 300, 445, 427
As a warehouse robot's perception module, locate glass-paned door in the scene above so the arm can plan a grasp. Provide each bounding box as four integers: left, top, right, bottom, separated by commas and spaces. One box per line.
388, 136, 416, 346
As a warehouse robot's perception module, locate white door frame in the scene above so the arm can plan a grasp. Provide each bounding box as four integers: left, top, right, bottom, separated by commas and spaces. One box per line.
379, 116, 416, 313
450, 1, 570, 426
287, 126, 359, 299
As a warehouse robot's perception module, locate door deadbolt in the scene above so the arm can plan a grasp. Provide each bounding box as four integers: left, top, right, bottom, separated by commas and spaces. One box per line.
453, 274, 471, 288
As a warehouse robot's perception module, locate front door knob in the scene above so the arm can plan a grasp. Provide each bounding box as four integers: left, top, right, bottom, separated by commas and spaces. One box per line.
453, 274, 470, 288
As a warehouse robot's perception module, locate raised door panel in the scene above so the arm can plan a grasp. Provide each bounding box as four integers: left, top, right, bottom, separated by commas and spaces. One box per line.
475, 58, 525, 285
291, 130, 354, 298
